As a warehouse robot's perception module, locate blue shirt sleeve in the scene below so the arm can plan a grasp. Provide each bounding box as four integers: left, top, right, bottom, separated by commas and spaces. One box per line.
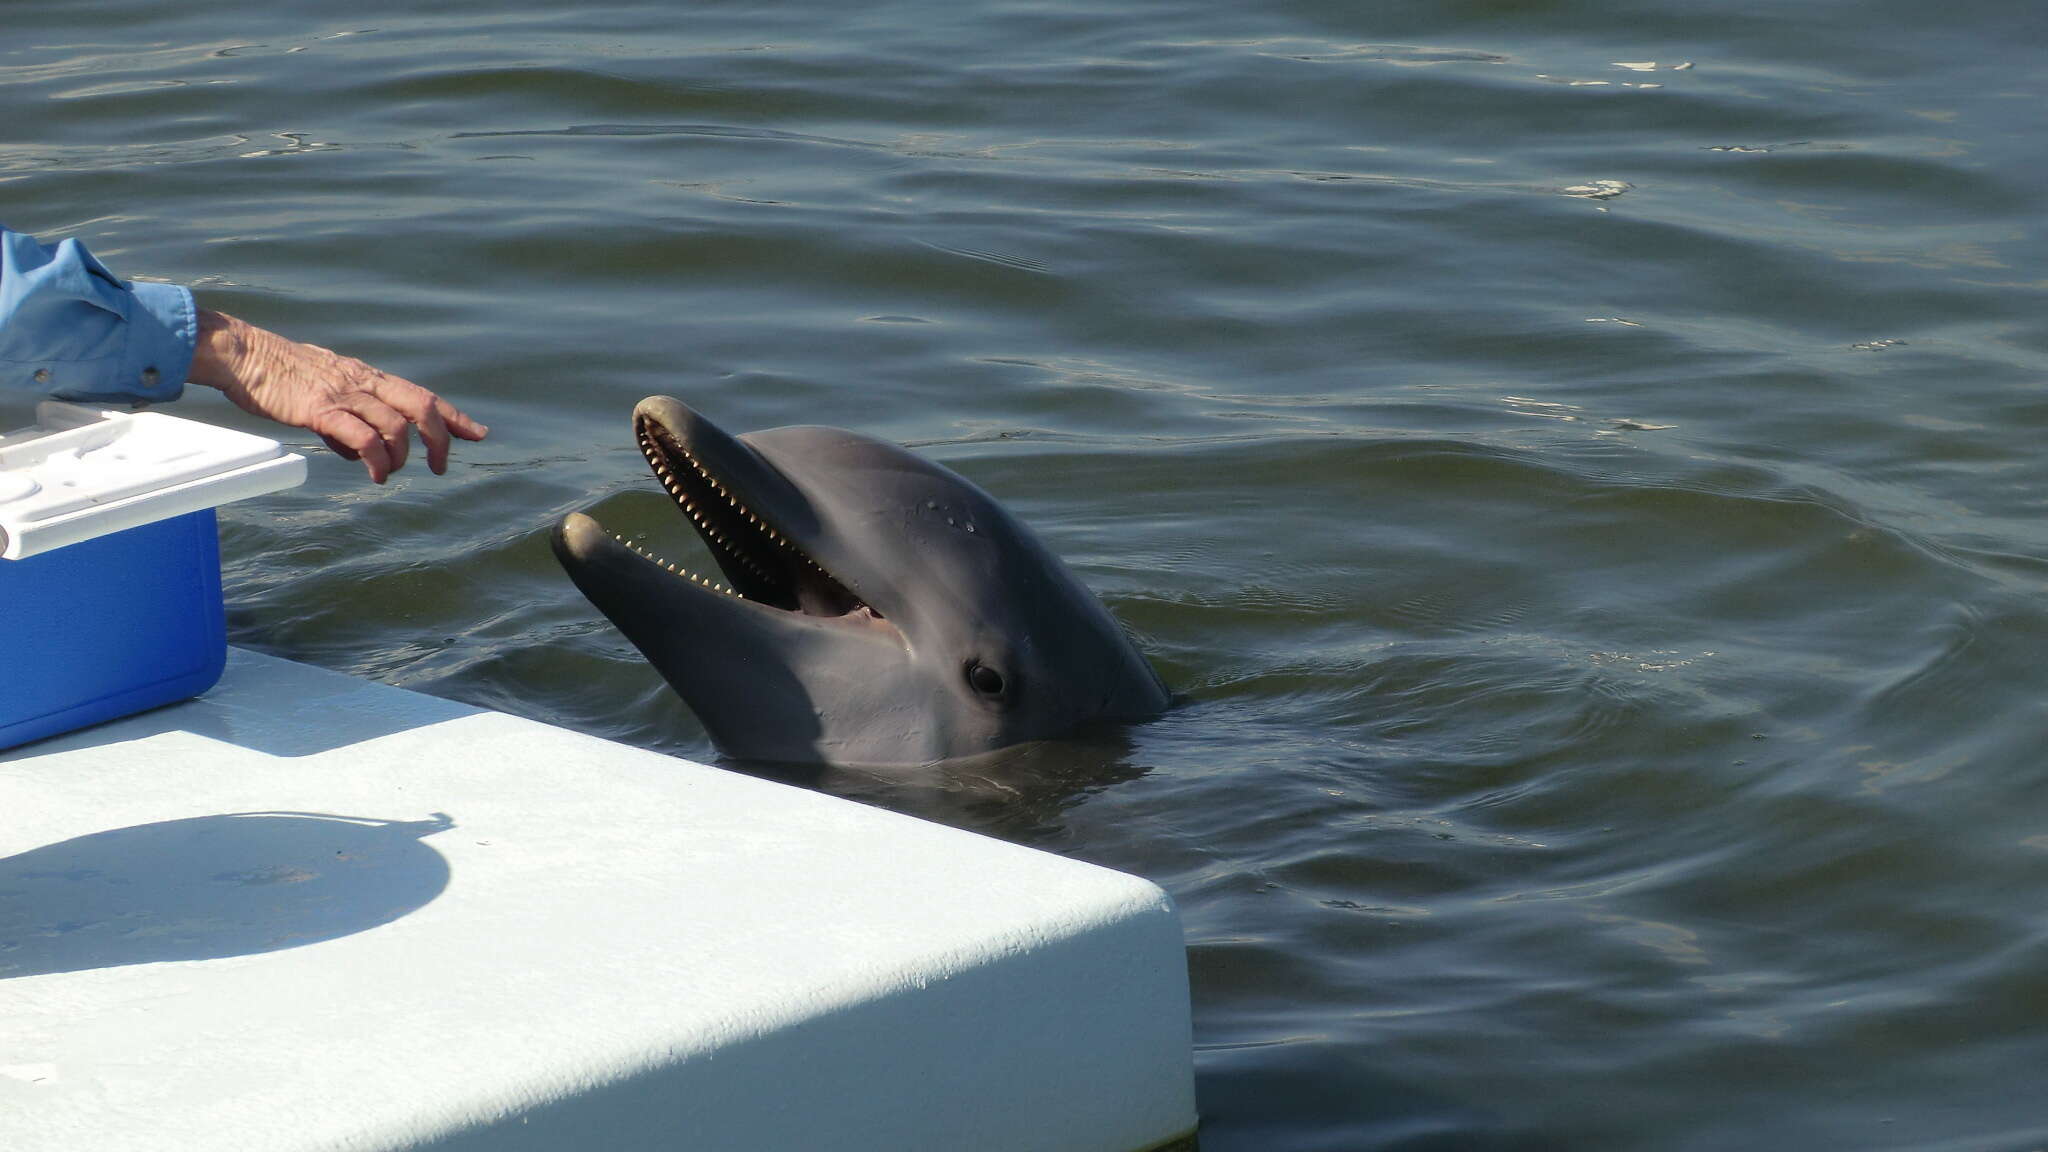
0, 225, 196, 404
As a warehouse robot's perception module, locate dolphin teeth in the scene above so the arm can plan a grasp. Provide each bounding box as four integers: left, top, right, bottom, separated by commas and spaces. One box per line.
634, 414, 871, 616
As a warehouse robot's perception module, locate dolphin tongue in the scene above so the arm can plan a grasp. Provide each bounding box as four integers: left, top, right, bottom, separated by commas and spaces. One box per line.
793, 563, 864, 616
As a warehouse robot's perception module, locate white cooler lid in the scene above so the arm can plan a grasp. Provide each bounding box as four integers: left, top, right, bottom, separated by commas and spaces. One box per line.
0, 402, 306, 560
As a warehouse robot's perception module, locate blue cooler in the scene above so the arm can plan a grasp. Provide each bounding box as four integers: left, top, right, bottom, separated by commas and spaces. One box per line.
0, 403, 304, 751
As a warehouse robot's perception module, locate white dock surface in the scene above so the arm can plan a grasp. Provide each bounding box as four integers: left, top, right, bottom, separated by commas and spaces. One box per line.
0, 649, 1196, 1152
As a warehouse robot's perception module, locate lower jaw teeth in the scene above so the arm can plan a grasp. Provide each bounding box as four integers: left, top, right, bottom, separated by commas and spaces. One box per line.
608, 531, 736, 597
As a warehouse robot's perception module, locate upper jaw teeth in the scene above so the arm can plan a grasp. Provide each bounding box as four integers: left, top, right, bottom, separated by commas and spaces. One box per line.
633, 423, 842, 600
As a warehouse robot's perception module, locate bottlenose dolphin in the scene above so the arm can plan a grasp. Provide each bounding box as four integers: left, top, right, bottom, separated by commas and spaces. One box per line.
551, 397, 1169, 768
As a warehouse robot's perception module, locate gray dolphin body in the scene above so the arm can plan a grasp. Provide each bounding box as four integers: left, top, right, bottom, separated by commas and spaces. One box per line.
552, 397, 1169, 768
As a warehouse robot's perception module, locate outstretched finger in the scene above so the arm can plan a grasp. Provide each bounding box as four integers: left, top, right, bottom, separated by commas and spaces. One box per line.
436, 396, 489, 442
315, 410, 396, 484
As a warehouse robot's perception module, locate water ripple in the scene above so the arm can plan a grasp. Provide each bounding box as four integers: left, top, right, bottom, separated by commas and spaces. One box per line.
9, 0, 2048, 1146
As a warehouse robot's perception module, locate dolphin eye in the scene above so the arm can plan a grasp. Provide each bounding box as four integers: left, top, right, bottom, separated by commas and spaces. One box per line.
966, 662, 1008, 698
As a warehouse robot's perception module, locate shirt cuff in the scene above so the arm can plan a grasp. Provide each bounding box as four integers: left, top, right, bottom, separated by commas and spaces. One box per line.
118, 281, 196, 404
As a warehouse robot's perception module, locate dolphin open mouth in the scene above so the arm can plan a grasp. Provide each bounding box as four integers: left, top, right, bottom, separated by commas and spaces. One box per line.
554, 395, 1171, 767
601, 403, 877, 621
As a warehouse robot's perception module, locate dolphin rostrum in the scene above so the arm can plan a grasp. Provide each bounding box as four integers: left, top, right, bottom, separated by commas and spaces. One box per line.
552, 397, 1170, 768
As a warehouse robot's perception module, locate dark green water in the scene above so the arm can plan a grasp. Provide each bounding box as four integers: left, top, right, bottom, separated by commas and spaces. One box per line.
8, 2, 2048, 1148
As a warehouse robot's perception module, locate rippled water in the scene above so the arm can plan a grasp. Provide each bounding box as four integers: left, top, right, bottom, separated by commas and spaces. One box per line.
8, 1, 2048, 1147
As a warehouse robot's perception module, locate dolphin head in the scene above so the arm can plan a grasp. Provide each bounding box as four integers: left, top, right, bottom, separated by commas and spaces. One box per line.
552, 397, 1169, 767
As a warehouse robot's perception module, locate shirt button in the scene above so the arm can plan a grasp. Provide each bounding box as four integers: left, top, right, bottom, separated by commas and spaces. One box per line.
141, 367, 161, 387
33, 368, 50, 384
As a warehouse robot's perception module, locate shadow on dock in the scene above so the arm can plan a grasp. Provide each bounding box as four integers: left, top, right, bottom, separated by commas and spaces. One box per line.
0, 811, 453, 978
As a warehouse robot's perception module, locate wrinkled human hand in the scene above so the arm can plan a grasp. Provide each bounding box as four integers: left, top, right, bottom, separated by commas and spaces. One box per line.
187, 308, 487, 483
